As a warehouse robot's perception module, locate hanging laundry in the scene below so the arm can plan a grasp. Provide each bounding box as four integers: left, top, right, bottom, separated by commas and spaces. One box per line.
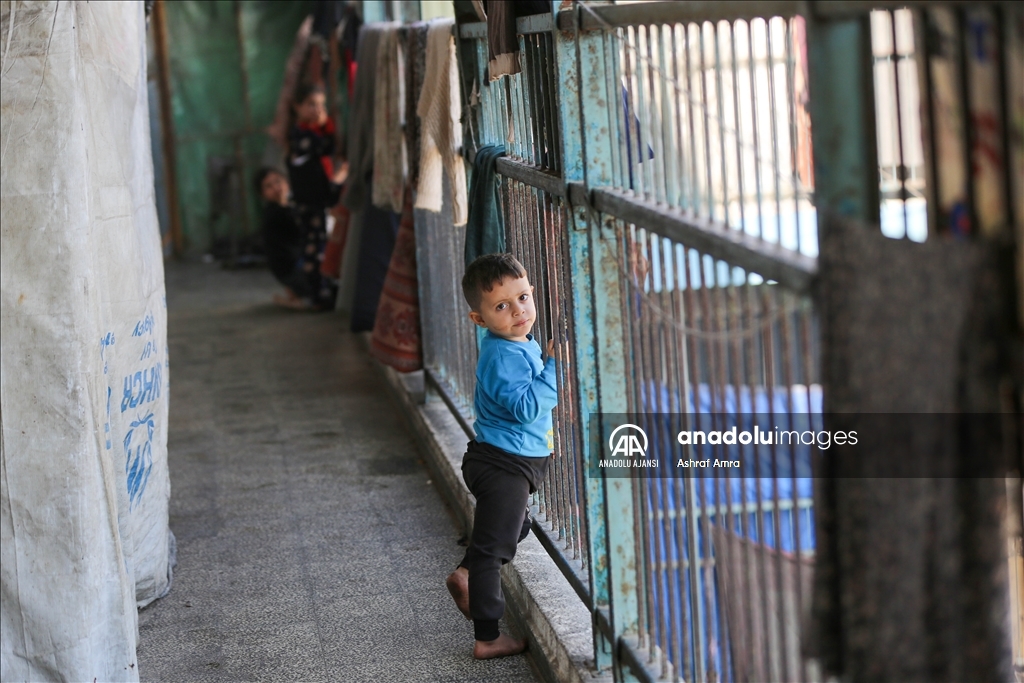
351, 179, 399, 332
416, 18, 469, 226
465, 143, 506, 266
267, 16, 314, 150
403, 21, 429, 188
483, 0, 549, 80
371, 185, 423, 372
372, 24, 407, 213
343, 24, 383, 211
312, 0, 346, 39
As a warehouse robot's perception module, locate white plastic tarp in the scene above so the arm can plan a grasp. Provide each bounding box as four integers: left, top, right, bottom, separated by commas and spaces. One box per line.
1, 2, 172, 681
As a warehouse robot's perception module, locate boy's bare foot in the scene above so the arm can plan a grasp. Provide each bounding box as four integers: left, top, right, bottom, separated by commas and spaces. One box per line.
445, 568, 470, 619
473, 634, 527, 659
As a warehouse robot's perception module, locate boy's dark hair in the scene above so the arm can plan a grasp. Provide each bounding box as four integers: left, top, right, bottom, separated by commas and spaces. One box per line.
292, 82, 325, 106
462, 253, 527, 311
253, 166, 284, 199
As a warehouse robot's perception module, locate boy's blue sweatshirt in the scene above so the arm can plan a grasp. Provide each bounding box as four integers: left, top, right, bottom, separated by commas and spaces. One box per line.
473, 331, 558, 457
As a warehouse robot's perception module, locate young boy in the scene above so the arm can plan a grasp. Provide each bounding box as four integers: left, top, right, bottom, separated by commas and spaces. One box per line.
446, 253, 558, 659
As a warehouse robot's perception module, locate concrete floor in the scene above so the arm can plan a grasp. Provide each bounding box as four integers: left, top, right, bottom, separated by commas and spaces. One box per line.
137, 262, 539, 683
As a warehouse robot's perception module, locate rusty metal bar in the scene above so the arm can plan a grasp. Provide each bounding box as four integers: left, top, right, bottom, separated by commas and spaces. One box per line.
495, 157, 565, 197
592, 188, 818, 292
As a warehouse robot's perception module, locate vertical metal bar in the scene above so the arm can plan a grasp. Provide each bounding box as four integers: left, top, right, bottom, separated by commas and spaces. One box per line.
662, 245, 686, 682
955, 8, 979, 233
623, 26, 641, 195
730, 270, 758, 682
711, 261, 743, 683
731, 21, 749, 238
761, 283, 792, 683
634, 25, 654, 199
784, 18, 804, 253
699, 22, 716, 224
767, 18, 785, 246
914, 8, 940, 239
526, 36, 542, 166
995, 4, 1019, 230
541, 34, 557, 172
889, 10, 911, 236
511, 71, 524, 160
678, 248, 707, 682
714, 20, 732, 232
748, 20, 767, 241
775, 286, 804, 682
566, 16, 615, 640
685, 24, 702, 217
503, 77, 516, 156
646, 25, 667, 205
518, 47, 533, 164
658, 24, 679, 208
669, 24, 689, 212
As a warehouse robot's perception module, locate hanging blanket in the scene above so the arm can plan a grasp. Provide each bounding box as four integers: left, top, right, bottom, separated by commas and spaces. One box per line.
415, 18, 468, 226
371, 24, 406, 212
371, 185, 422, 372
403, 21, 429, 187
343, 24, 383, 211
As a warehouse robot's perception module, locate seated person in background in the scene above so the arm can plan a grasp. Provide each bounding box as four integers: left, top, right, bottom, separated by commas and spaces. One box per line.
255, 167, 310, 310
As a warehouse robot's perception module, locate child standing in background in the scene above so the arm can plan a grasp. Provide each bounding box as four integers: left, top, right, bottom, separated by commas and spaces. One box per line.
288, 84, 346, 311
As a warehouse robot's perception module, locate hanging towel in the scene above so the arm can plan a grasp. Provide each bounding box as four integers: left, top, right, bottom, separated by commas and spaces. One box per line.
343, 24, 383, 211
371, 185, 423, 372
416, 18, 469, 227
465, 143, 506, 266
372, 24, 407, 213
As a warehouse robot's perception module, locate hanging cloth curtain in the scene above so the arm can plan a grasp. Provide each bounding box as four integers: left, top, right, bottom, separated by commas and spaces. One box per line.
415, 18, 468, 226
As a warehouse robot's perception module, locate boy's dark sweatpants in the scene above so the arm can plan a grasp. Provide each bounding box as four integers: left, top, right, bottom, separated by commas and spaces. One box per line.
459, 440, 550, 642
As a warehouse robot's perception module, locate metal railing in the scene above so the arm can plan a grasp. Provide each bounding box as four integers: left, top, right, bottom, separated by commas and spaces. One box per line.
612, 218, 820, 682
408, 1, 1021, 681
602, 15, 816, 258
415, 181, 478, 434
502, 177, 592, 601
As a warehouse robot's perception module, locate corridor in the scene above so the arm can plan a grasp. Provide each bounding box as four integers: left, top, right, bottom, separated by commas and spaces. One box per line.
135, 262, 539, 683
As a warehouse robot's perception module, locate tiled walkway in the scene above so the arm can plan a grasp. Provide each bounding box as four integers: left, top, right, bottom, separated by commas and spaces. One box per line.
137, 262, 539, 683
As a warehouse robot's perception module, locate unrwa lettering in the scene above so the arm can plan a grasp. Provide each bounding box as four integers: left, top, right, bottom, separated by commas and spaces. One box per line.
121, 364, 162, 412
131, 313, 154, 337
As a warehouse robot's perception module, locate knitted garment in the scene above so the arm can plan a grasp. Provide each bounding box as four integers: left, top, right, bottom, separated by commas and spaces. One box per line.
415, 18, 468, 227
371, 24, 407, 213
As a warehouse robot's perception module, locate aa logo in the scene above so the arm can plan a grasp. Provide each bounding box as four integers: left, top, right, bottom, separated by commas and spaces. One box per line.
608, 424, 648, 458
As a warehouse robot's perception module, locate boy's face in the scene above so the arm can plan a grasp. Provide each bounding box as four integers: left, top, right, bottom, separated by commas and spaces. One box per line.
469, 275, 537, 343
260, 172, 289, 206
295, 92, 327, 126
